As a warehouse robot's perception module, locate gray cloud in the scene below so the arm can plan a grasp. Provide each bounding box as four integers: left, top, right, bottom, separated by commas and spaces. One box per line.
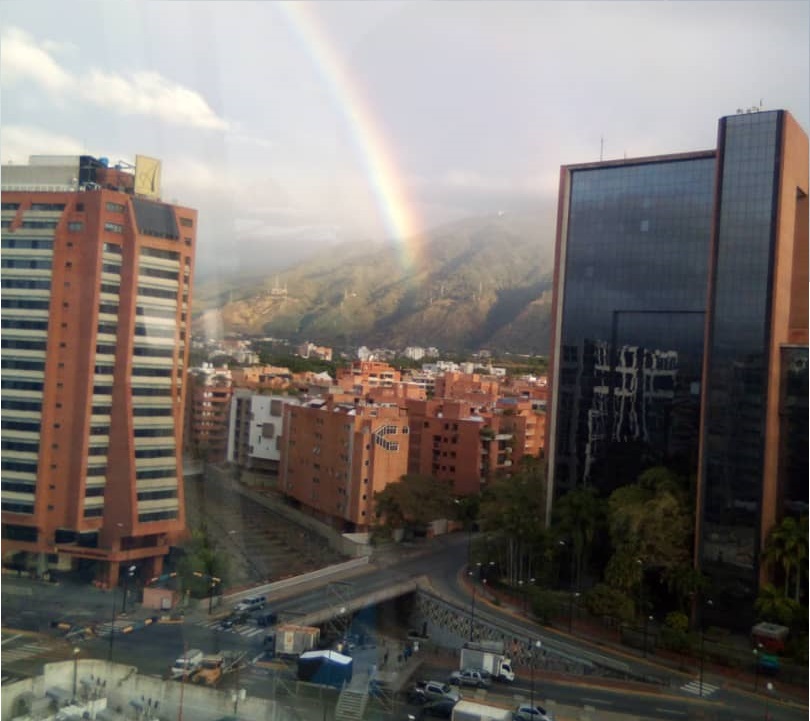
0, 1, 807, 278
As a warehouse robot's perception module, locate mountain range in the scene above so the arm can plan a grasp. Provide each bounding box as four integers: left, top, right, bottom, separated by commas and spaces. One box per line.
191, 209, 558, 355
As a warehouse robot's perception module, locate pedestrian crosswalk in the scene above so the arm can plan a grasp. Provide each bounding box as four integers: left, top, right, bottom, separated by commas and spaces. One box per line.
681, 679, 720, 697
2, 641, 54, 662
199, 619, 265, 639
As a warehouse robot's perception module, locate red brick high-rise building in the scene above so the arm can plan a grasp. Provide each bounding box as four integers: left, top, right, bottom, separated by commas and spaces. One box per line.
1, 154, 196, 587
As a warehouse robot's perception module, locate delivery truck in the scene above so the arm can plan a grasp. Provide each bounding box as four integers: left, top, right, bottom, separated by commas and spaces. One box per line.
275, 624, 321, 658
170, 649, 204, 679
459, 641, 515, 683
451, 700, 513, 721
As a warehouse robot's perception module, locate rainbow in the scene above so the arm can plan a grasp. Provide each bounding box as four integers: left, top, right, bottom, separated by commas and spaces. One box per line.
279, 2, 423, 274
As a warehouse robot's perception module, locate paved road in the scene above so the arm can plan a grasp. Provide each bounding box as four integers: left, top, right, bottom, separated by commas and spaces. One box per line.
3, 535, 807, 721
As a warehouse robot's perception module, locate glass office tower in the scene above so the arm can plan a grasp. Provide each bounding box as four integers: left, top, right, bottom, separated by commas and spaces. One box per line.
699, 111, 809, 621
548, 111, 808, 626
549, 153, 716, 497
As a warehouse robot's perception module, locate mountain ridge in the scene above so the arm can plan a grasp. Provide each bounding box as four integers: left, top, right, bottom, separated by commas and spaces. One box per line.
192, 211, 558, 354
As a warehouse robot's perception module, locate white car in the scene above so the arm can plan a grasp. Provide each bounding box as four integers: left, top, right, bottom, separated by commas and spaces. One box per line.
233, 596, 265, 612
449, 668, 491, 688
513, 705, 553, 721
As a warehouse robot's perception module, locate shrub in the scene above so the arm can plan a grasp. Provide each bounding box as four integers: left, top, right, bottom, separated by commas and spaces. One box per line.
583, 583, 635, 623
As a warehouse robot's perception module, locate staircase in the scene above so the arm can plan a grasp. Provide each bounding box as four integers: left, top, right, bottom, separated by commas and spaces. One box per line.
333, 688, 369, 721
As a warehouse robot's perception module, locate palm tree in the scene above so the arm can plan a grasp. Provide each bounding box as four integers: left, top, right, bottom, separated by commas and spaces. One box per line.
552, 486, 602, 589
755, 583, 799, 626
762, 515, 808, 603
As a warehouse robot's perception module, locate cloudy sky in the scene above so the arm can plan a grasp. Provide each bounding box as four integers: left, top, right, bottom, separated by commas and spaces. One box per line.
1, 1, 807, 278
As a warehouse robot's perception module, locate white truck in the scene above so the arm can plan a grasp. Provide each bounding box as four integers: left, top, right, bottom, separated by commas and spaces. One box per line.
451, 700, 513, 721
170, 648, 204, 679
459, 640, 515, 683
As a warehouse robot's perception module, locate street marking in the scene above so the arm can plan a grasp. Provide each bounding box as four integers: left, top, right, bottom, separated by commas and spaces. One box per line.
680, 680, 719, 697
2, 642, 52, 661
655, 709, 686, 716
582, 698, 612, 705
1, 634, 23, 645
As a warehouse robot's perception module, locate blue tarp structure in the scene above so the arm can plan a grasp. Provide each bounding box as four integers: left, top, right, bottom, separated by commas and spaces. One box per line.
297, 650, 353, 688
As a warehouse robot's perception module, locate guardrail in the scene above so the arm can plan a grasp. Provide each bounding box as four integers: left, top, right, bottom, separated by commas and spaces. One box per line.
208, 556, 372, 610
275, 576, 423, 627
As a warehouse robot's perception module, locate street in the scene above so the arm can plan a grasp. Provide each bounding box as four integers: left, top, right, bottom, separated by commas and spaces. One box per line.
2, 534, 808, 721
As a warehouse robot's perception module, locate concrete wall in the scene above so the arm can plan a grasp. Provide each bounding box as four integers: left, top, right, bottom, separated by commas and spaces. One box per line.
3, 660, 288, 721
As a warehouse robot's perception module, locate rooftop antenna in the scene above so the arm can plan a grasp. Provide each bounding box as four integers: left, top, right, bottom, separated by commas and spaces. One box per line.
600, 136, 605, 162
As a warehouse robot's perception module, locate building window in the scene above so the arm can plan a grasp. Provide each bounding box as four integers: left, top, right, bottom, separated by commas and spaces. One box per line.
179, 217, 193, 227
104, 222, 123, 233
106, 202, 126, 213
30, 203, 65, 211
68, 222, 83, 232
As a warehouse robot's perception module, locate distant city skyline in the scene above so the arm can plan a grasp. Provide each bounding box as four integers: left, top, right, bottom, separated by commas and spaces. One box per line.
1, 1, 807, 277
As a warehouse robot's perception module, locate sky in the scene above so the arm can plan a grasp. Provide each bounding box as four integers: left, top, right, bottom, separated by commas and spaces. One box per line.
1, 1, 808, 278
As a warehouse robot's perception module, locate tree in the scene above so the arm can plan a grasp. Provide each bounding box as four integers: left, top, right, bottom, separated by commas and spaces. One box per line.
762, 515, 808, 603
663, 563, 709, 614
177, 524, 229, 598
373, 474, 455, 535
583, 583, 635, 624
755, 583, 801, 627
478, 459, 548, 585
551, 486, 602, 590
606, 466, 692, 573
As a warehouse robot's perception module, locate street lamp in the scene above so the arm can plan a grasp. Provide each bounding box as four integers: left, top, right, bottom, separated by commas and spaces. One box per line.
529, 640, 542, 709
642, 614, 653, 658
193, 571, 222, 615
698, 598, 714, 698
468, 571, 477, 641
121, 564, 136, 615
764, 681, 774, 720
753, 643, 763, 692
108, 590, 116, 662
560, 539, 577, 625
568, 592, 580, 633
454, 499, 474, 570
72, 647, 80, 702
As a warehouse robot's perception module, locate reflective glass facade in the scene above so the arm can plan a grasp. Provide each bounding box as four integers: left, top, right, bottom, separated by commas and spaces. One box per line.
550, 110, 809, 629
779, 346, 808, 519
701, 112, 781, 614
553, 156, 715, 496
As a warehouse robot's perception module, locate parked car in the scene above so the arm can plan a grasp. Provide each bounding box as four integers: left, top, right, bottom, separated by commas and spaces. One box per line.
254, 610, 278, 627
513, 705, 553, 721
234, 595, 266, 612
420, 697, 457, 719
449, 668, 490, 688
409, 680, 461, 704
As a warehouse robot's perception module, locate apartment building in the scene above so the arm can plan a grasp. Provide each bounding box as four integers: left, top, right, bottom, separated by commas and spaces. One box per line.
185, 364, 233, 463
406, 397, 545, 495
335, 361, 401, 395
227, 391, 300, 475
1, 154, 195, 586
280, 399, 409, 531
